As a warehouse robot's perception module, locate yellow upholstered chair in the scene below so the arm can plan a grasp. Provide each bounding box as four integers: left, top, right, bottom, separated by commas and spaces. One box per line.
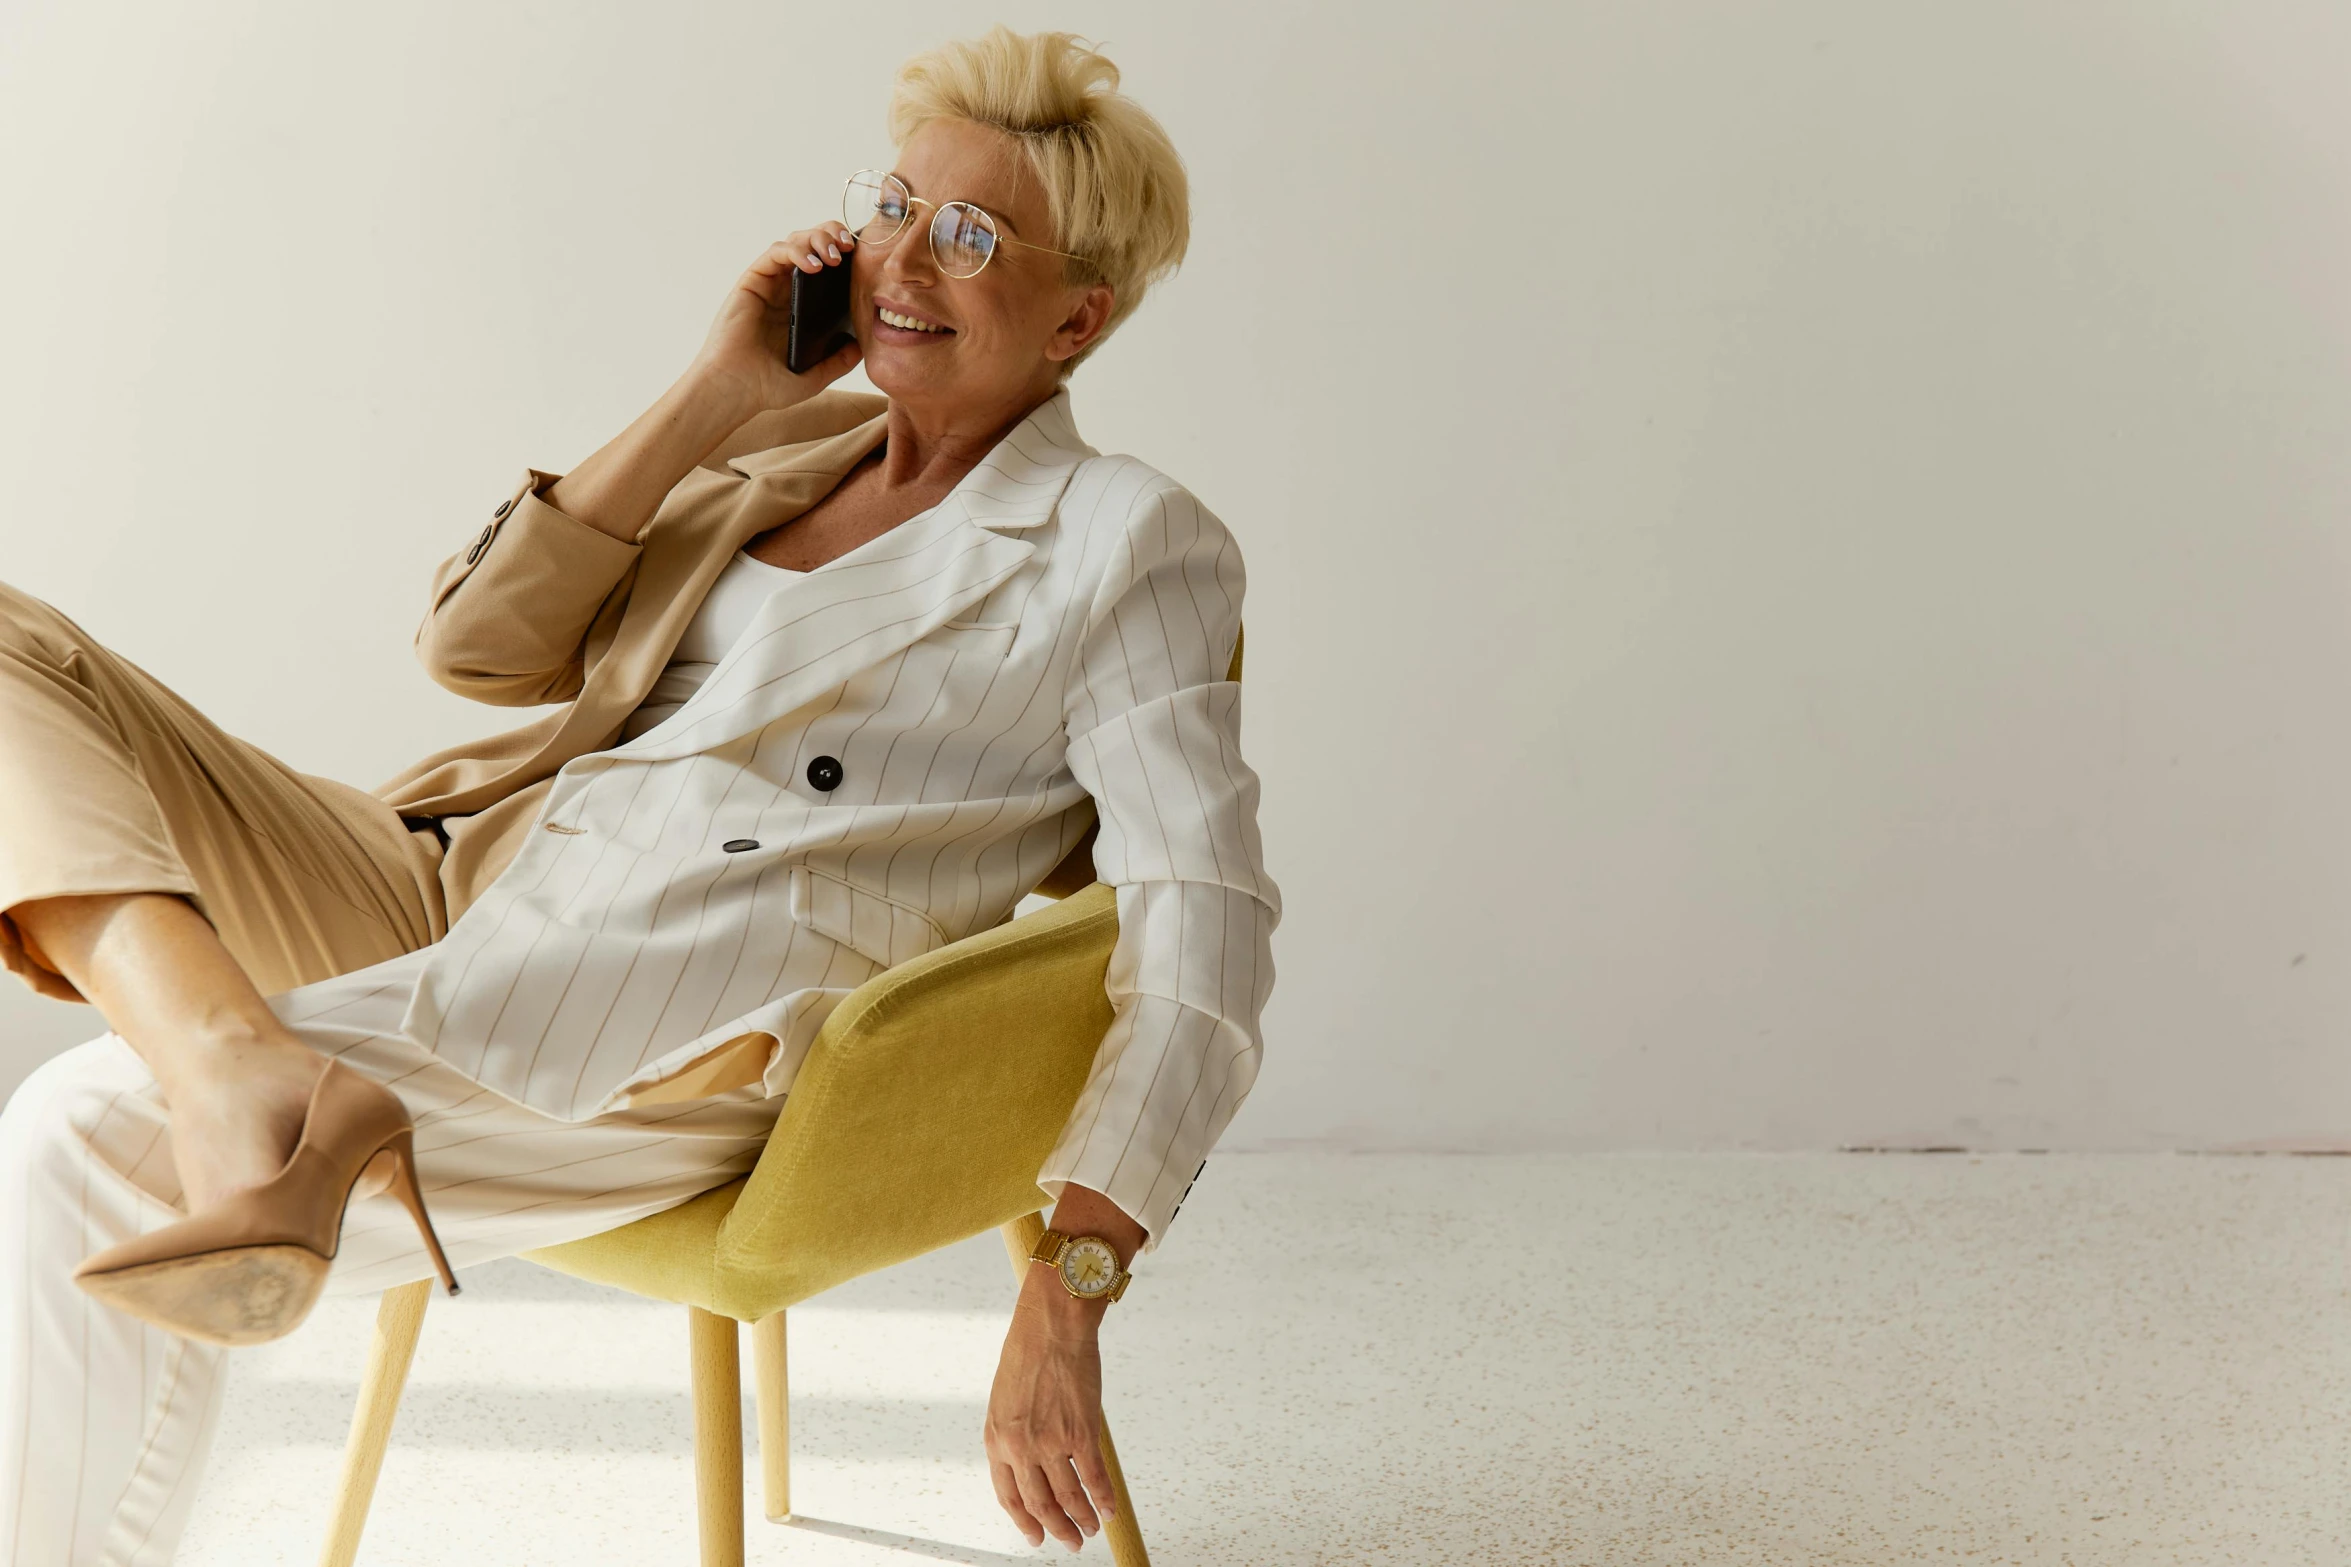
313, 636, 1243, 1567
315, 882, 1145, 1567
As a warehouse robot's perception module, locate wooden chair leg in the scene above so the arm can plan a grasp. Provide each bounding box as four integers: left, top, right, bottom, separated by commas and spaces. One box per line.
751, 1310, 790, 1522
998, 1216, 1153, 1566
686, 1306, 746, 1567
318, 1279, 433, 1567
1000, 1210, 1049, 1271
1094, 1415, 1151, 1567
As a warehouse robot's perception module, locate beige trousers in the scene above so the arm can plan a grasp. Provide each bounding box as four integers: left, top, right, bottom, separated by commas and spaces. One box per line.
0, 581, 446, 1003
0, 585, 780, 1564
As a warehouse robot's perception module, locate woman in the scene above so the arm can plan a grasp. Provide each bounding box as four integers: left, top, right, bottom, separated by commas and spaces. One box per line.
0, 28, 1274, 1561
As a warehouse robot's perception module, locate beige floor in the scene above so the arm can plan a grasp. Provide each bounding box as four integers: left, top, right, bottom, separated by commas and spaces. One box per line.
177, 1152, 2350, 1565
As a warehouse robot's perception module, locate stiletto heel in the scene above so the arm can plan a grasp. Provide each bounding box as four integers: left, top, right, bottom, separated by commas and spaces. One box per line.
378, 1130, 460, 1297
72, 1060, 460, 1346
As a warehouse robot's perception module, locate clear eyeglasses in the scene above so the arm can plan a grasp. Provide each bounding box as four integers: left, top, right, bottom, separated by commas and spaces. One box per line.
842, 169, 1088, 280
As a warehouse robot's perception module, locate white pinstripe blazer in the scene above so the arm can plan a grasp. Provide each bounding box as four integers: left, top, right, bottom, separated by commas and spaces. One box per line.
393, 390, 1278, 1243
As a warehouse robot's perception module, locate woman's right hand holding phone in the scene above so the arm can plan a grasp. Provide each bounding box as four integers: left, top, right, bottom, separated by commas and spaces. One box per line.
691, 226, 864, 415
546, 228, 867, 545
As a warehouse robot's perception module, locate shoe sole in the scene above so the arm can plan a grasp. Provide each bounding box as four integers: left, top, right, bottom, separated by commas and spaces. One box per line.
74, 1244, 328, 1346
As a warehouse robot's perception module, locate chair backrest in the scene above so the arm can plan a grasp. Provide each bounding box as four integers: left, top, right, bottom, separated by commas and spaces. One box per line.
705, 883, 1119, 1314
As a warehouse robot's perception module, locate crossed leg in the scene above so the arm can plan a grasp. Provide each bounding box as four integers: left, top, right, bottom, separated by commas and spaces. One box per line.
0, 584, 775, 1563
0, 580, 457, 1224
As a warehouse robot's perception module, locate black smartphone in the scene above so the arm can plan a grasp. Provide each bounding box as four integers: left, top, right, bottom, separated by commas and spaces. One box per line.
787, 263, 856, 374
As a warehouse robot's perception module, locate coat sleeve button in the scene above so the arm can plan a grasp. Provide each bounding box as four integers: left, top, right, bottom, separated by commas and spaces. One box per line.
806, 756, 844, 792
494, 496, 514, 519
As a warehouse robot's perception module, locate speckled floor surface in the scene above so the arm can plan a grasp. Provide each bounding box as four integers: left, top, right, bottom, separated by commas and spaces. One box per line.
178, 1153, 2350, 1565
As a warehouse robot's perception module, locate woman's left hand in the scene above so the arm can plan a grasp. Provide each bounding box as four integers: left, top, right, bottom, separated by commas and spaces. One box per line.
985, 1263, 1118, 1552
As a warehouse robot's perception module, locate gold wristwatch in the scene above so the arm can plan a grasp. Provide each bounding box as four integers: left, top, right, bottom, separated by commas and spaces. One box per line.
1029, 1229, 1132, 1303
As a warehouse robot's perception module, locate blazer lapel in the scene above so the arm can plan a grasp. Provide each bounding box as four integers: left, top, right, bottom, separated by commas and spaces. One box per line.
615, 389, 1094, 761
524, 416, 889, 767
957, 387, 1092, 531
611, 496, 1021, 761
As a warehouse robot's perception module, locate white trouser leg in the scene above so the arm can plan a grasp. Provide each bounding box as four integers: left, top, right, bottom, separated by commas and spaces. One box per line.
0, 949, 780, 1565
0, 1035, 219, 1567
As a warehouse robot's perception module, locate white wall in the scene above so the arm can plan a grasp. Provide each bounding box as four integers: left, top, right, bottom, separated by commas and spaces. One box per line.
5, 1, 2351, 1152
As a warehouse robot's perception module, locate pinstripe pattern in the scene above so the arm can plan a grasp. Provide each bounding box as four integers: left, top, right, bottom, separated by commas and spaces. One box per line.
396, 390, 1278, 1244
0, 389, 1273, 1563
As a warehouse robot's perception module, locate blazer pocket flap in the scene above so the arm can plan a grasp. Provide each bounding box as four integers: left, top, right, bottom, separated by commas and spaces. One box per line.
789, 865, 946, 970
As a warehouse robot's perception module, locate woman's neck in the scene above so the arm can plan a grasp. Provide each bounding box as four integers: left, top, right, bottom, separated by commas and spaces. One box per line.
871, 386, 1057, 494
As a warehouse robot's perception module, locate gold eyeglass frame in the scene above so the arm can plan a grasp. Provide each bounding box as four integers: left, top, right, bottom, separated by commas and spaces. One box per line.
842, 168, 1089, 280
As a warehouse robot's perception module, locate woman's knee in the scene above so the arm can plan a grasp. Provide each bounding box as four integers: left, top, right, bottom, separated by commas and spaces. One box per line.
0, 580, 76, 664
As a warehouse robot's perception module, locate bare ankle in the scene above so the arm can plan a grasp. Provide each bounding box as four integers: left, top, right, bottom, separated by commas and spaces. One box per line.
153, 1025, 320, 1110
158, 1039, 325, 1212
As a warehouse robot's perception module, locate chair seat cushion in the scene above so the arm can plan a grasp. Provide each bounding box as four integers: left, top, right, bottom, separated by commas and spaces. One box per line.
526, 1178, 744, 1311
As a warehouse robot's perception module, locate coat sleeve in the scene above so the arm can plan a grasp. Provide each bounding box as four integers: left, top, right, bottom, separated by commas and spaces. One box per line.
413, 391, 889, 707
1039, 477, 1281, 1249
412, 471, 643, 706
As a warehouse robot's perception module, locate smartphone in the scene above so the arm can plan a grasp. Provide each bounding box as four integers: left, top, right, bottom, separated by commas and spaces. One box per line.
787, 262, 856, 374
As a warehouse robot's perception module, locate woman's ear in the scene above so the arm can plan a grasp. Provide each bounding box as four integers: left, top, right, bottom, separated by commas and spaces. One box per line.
1045, 284, 1117, 364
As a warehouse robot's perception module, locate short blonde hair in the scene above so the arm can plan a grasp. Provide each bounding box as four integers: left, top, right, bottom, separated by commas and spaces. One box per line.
890, 29, 1189, 368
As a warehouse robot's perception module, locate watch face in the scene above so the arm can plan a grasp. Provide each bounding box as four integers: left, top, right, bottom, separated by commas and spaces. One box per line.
1058, 1237, 1120, 1299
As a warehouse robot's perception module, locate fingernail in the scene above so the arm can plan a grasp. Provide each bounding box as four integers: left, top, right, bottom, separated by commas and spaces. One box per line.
827, 246, 841, 262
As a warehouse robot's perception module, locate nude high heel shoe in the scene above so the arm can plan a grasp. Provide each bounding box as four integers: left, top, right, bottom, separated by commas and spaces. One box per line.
71, 1059, 460, 1347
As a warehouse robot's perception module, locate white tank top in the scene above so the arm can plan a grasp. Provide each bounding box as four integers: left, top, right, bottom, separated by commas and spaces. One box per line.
622, 551, 805, 740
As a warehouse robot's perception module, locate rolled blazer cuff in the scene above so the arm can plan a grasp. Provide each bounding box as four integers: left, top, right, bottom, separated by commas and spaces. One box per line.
416, 471, 643, 703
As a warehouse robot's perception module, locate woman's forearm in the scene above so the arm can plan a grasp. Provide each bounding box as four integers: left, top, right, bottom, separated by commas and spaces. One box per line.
545, 368, 762, 544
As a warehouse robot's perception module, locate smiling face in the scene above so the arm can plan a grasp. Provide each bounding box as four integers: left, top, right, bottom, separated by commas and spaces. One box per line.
851, 118, 1114, 424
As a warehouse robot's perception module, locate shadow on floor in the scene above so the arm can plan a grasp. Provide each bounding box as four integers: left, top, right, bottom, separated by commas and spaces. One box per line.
242, 1376, 987, 1457
782, 1514, 1040, 1565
